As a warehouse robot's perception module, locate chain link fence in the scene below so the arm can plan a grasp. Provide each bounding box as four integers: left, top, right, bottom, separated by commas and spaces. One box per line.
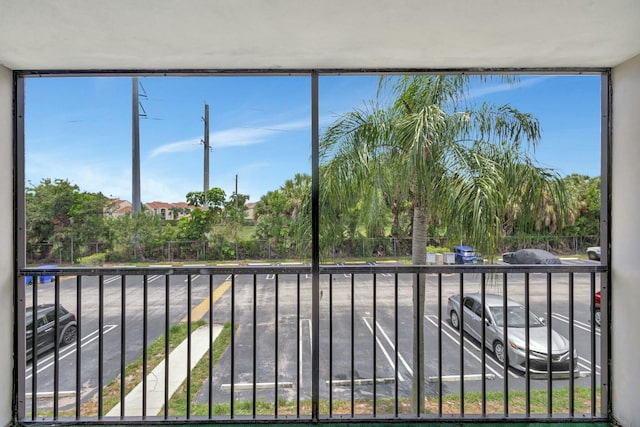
26, 235, 600, 265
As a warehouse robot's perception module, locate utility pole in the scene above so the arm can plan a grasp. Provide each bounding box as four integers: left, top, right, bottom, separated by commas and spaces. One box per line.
203, 103, 210, 192
132, 77, 141, 213
235, 174, 238, 208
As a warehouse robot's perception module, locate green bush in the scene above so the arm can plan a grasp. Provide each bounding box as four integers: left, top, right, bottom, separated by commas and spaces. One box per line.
76, 252, 107, 266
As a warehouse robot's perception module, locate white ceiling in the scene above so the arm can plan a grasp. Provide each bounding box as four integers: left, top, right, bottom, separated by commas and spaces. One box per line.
1, 0, 639, 71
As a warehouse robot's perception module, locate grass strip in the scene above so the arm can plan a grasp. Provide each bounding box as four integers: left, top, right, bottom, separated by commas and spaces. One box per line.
165, 321, 234, 416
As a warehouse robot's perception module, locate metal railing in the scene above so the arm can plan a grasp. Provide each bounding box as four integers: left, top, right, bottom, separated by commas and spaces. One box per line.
17, 263, 608, 423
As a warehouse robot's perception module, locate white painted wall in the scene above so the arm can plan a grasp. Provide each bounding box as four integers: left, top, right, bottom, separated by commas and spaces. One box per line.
0, 65, 14, 426
612, 53, 640, 427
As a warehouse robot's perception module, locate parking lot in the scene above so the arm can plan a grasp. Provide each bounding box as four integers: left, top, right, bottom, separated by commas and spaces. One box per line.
24, 259, 602, 411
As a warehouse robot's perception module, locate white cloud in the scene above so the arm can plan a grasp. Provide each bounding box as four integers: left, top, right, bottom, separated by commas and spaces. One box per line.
149, 138, 202, 157
468, 76, 553, 99
150, 119, 310, 157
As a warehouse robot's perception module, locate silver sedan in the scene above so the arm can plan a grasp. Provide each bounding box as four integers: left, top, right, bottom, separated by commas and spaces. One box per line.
447, 293, 579, 378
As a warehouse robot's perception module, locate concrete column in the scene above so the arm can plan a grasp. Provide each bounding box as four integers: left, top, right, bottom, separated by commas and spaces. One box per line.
0, 65, 14, 426
611, 53, 640, 427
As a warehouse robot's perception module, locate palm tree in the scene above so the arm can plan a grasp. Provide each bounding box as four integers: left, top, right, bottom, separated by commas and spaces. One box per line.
320, 75, 567, 409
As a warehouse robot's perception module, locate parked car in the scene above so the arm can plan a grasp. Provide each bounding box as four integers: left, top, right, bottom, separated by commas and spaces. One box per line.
587, 246, 601, 261
26, 304, 77, 360
453, 245, 483, 264
502, 248, 561, 265
594, 290, 601, 327
447, 293, 578, 377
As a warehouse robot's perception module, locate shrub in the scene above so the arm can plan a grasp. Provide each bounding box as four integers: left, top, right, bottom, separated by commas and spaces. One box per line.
76, 252, 107, 266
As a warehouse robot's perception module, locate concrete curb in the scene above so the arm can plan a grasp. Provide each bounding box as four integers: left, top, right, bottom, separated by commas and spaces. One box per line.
106, 324, 223, 417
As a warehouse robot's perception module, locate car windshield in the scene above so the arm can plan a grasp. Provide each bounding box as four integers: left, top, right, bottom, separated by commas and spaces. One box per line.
489, 305, 544, 328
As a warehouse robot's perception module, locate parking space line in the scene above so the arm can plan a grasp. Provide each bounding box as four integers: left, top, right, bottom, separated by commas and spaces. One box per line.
26, 324, 118, 380
362, 317, 405, 382
424, 315, 507, 379
184, 274, 201, 282
437, 317, 519, 378
578, 356, 601, 373
365, 318, 412, 375
552, 313, 600, 336
104, 276, 120, 284
300, 318, 311, 387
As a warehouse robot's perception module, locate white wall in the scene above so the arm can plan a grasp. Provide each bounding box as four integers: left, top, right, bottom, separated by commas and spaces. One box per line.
0, 65, 14, 426
612, 53, 640, 427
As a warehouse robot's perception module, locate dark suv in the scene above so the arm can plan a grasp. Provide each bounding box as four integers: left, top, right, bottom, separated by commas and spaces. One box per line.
26, 304, 77, 360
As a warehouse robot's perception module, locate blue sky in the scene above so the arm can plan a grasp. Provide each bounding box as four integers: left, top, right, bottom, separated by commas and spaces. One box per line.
24, 74, 601, 203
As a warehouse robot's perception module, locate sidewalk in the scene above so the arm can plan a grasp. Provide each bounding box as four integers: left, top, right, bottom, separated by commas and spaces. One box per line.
106, 324, 223, 417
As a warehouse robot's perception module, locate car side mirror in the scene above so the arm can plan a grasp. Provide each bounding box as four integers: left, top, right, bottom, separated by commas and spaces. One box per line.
539, 317, 546, 325
484, 318, 491, 326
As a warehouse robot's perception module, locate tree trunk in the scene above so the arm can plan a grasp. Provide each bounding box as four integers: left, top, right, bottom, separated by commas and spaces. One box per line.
411, 205, 427, 412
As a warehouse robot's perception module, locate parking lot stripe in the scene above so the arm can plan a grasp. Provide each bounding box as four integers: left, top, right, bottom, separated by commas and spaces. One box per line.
362, 317, 405, 382
552, 313, 601, 336
181, 280, 231, 322
365, 318, 412, 376
26, 324, 118, 380
424, 315, 507, 379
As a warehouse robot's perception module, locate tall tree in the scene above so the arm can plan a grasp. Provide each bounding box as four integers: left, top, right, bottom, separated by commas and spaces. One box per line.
320, 75, 567, 409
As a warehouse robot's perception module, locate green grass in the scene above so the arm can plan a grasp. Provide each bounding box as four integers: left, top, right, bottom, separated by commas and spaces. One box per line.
165, 322, 235, 416
83, 320, 206, 417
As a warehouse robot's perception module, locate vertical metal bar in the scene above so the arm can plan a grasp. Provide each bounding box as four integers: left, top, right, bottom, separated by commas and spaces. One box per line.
98, 275, 104, 418
373, 273, 377, 417
569, 272, 575, 416
75, 276, 82, 420
53, 276, 60, 419
480, 273, 486, 417
502, 273, 509, 416
296, 274, 300, 418
15, 74, 27, 421
437, 273, 443, 417
275, 274, 279, 418
252, 274, 257, 418
600, 70, 611, 416
350, 273, 355, 417
120, 275, 127, 417
31, 276, 38, 420
394, 273, 399, 417
525, 273, 531, 417
415, 272, 423, 417
186, 274, 192, 419
590, 272, 596, 416
143, 275, 149, 418
208, 274, 213, 419
459, 273, 464, 416
329, 274, 333, 416
311, 71, 320, 421
230, 274, 235, 418
164, 275, 170, 420
546, 272, 553, 416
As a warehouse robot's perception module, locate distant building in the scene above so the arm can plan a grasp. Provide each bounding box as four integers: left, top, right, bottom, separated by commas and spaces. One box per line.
106, 198, 255, 221
105, 199, 132, 218
145, 201, 195, 220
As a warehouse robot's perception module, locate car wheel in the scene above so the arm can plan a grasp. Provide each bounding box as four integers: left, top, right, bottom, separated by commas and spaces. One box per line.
595, 309, 601, 327
588, 252, 598, 260
61, 325, 77, 345
450, 311, 460, 330
494, 341, 507, 365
